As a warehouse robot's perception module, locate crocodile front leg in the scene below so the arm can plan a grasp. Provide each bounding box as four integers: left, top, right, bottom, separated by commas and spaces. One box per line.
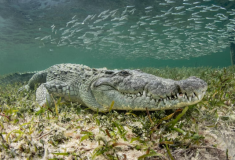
36, 80, 83, 107
36, 84, 53, 106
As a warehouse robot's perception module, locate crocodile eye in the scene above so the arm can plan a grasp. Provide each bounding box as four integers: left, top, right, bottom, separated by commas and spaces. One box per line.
105, 70, 114, 74
119, 70, 130, 76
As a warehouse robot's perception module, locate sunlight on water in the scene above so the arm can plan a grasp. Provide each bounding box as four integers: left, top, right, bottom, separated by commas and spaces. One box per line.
36, 0, 235, 60
0, 0, 233, 74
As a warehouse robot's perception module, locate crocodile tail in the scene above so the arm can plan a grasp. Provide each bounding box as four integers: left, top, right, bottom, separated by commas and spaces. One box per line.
0, 72, 36, 85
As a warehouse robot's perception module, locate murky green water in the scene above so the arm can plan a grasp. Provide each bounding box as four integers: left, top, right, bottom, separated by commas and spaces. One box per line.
0, 0, 233, 75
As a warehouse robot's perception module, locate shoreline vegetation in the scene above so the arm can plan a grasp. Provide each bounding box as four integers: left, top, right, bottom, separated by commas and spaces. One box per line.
0, 66, 235, 160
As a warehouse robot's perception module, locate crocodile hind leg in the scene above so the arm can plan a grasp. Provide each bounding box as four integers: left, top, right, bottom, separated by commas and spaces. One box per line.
18, 71, 47, 92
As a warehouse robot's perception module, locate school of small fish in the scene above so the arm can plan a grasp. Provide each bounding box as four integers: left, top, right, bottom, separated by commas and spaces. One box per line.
36, 0, 235, 60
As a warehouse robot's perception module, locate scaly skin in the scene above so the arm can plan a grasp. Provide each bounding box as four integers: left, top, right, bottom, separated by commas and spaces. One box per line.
18, 63, 207, 112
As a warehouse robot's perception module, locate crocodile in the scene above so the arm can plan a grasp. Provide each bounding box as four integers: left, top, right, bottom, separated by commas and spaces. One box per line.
15, 63, 207, 112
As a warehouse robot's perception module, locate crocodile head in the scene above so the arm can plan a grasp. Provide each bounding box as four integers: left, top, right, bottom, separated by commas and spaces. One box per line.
82, 69, 207, 112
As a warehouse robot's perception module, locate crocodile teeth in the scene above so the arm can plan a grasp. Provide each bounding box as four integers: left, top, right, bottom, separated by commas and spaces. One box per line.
178, 94, 183, 99
121, 90, 204, 104
198, 94, 202, 99
150, 99, 155, 105
192, 93, 195, 98
143, 90, 146, 97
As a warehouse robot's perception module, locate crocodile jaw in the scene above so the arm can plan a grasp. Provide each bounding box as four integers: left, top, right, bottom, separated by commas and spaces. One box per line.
91, 86, 206, 111
91, 76, 207, 111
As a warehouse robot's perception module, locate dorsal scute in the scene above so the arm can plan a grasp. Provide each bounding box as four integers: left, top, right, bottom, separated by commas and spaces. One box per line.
46, 63, 107, 85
